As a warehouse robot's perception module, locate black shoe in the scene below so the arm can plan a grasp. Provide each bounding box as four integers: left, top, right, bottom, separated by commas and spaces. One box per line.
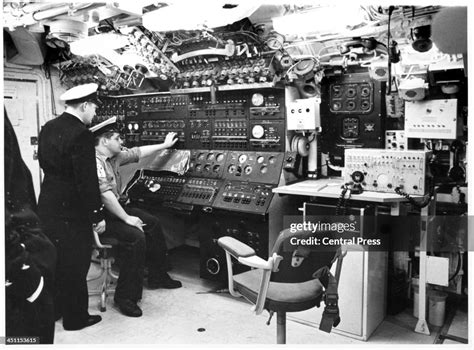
114, 298, 143, 317
148, 273, 182, 289
63, 315, 102, 331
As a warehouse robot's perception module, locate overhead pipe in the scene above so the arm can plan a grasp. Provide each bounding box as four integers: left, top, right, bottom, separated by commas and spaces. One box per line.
8, 2, 101, 28
21, 2, 68, 14
33, 3, 99, 21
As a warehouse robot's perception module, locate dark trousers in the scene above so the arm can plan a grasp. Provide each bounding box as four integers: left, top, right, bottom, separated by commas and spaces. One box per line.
6, 287, 55, 344
41, 216, 93, 329
102, 206, 168, 302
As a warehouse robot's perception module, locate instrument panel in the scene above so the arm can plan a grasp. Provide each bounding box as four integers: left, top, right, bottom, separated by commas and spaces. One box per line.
100, 89, 285, 152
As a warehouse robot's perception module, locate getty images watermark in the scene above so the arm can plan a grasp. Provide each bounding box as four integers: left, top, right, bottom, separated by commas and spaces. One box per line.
283, 215, 469, 252
289, 220, 381, 247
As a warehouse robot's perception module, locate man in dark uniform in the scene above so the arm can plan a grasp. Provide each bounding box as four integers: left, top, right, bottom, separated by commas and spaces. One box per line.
5, 112, 57, 343
92, 117, 181, 317
37, 83, 106, 331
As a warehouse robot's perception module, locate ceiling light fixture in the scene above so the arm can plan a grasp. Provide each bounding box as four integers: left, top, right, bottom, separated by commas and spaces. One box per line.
69, 32, 130, 56
142, 2, 260, 31
272, 5, 367, 37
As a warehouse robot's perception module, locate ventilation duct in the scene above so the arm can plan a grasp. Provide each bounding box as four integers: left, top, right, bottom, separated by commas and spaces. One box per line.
4, 27, 46, 66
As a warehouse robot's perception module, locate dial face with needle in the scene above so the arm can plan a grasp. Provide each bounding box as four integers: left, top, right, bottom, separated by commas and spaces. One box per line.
251, 93, 264, 106
252, 125, 265, 139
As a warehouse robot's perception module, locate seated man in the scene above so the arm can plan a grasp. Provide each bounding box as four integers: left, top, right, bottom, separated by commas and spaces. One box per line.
92, 118, 181, 318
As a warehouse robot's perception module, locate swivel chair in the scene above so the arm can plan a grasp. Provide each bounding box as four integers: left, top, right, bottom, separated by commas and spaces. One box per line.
218, 229, 345, 344
88, 231, 119, 312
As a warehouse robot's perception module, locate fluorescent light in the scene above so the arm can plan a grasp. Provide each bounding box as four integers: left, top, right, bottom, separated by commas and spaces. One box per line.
142, 2, 260, 31
70, 33, 129, 56
272, 5, 367, 37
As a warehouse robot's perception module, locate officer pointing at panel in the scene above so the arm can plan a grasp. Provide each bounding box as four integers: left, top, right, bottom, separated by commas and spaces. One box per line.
37, 83, 106, 331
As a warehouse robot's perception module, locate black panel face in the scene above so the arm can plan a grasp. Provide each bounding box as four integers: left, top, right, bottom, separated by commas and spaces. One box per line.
320, 73, 386, 166
212, 181, 275, 214
176, 177, 223, 206
187, 150, 227, 179
198, 213, 269, 281
187, 119, 211, 149
140, 119, 186, 146
222, 151, 284, 184
249, 119, 285, 151
127, 170, 186, 204
116, 89, 285, 152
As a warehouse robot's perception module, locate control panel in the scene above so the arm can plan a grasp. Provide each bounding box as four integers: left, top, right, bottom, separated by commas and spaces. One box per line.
187, 119, 211, 149
249, 120, 285, 151
188, 150, 227, 179
223, 151, 284, 184
320, 73, 386, 166
404, 99, 458, 139
116, 89, 285, 152
177, 177, 223, 206
212, 181, 275, 214
385, 130, 407, 150
140, 95, 188, 115
329, 81, 374, 114
140, 119, 186, 145
344, 148, 432, 195
188, 92, 247, 119
212, 118, 248, 150
127, 170, 186, 203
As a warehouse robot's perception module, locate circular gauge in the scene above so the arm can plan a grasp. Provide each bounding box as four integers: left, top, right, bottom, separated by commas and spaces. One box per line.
238, 154, 248, 163
207, 153, 215, 161
228, 165, 236, 174
244, 166, 253, 175
260, 166, 268, 174
204, 164, 211, 172
195, 164, 202, 172
346, 86, 357, 98
252, 125, 265, 139
216, 153, 225, 162
213, 165, 221, 173
251, 93, 264, 107
268, 156, 275, 164
257, 156, 264, 164
332, 102, 342, 111
197, 153, 205, 160
377, 174, 388, 187
361, 86, 371, 97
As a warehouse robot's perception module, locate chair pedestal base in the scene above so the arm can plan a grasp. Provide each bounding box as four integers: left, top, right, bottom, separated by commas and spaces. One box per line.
88, 257, 118, 312
277, 312, 286, 344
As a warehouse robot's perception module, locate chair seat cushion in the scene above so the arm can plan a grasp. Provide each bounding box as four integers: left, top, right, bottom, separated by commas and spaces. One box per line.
233, 269, 324, 312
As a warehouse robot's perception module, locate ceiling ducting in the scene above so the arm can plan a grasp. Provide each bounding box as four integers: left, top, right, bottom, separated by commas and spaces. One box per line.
4, 26, 46, 65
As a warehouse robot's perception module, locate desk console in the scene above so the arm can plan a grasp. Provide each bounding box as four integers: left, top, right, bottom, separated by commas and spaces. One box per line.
344, 148, 432, 195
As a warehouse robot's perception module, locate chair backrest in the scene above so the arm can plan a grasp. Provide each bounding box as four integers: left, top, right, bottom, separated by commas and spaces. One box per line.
269, 229, 340, 284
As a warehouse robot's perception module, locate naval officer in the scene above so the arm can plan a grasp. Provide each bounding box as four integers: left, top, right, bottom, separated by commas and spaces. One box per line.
37, 83, 106, 331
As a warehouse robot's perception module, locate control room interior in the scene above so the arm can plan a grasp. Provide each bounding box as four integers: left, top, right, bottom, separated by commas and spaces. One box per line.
3, 2, 470, 346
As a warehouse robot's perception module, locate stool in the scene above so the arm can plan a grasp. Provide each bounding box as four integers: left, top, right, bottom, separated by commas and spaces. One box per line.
88, 231, 119, 312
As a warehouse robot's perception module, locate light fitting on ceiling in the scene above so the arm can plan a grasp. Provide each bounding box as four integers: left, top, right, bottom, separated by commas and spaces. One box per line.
48, 19, 88, 43
142, 2, 260, 31
69, 33, 130, 56
272, 5, 367, 37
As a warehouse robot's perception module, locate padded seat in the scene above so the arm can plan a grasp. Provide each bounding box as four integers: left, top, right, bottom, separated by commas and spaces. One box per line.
234, 269, 324, 312
218, 228, 344, 344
